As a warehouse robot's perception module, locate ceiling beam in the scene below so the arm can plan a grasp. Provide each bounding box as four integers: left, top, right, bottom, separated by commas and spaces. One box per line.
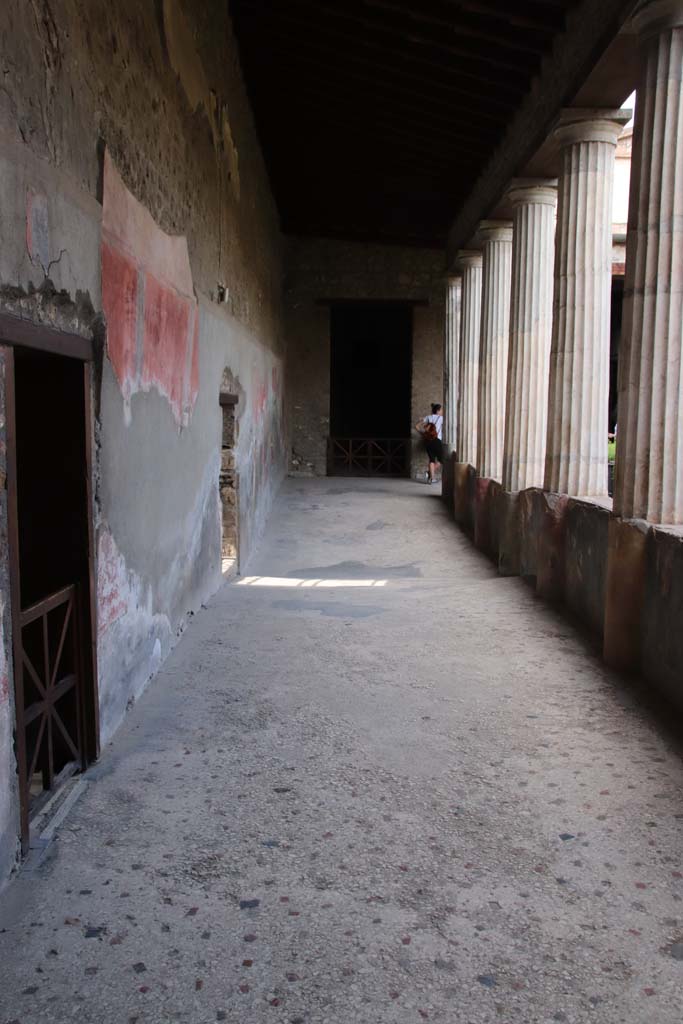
262, 44, 513, 124
284, 0, 535, 74
250, 76, 504, 145
244, 29, 522, 116
447, 0, 637, 261
235, 3, 531, 91
360, 0, 549, 54
442, 0, 567, 33
260, 105, 490, 163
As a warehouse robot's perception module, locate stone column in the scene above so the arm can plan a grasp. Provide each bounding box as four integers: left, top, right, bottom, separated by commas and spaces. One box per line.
443, 275, 462, 453
502, 181, 557, 492
544, 108, 630, 496
477, 222, 513, 480
455, 251, 483, 467
614, 0, 683, 524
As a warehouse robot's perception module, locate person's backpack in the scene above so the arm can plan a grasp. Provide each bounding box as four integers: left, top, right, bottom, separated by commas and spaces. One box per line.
423, 421, 438, 441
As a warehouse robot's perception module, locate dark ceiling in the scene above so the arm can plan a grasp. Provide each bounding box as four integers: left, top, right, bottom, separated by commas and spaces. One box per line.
230, 0, 578, 247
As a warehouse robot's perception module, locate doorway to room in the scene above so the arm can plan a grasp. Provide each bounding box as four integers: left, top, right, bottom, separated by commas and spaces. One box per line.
3, 330, 98, 852
328, 303, 413, 476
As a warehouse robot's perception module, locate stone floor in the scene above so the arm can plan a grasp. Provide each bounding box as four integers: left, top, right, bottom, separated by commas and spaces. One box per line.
2, 477, 683, 1024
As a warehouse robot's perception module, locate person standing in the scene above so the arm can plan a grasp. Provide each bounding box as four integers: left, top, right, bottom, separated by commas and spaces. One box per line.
416, 403, 443, 484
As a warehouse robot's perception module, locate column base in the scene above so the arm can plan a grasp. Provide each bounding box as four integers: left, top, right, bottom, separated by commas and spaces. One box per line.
604, 517, 648, 672
498, 489, 521, 576
441, 450, 456, 508
453, 462, 475, 529
564, 498, 611, 638
640, 525, 683, 710
474, 477, 503, 558
536, 491, 570, 602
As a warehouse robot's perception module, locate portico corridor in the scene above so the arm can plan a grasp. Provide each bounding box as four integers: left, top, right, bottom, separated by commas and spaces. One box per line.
1, 479, 682, 1024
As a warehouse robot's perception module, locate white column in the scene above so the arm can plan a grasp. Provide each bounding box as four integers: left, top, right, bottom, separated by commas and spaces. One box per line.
443, 275, 462, 452
455, 251, 483, 466
477, 222, 513, 479
502, 181, 557, 492
544, 108, 630, 496
614, 0, 683, 523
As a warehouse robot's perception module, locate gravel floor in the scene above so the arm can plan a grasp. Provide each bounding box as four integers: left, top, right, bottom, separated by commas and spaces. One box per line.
1, 477, 683, 1024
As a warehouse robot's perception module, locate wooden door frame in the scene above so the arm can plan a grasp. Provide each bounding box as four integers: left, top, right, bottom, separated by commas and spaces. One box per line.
1, 312, 100, 851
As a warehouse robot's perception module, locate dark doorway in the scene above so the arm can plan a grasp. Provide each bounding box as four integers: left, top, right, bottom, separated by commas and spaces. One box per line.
608, 276, 624, 497
329, 303, 412, 476
5, 341, 98, 849
609, 277, 624, 433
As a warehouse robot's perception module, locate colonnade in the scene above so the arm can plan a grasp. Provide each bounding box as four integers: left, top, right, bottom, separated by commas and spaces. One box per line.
445, 0, 683, 528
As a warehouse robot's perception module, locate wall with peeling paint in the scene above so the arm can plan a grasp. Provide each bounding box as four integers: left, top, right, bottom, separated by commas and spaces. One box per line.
0, 0, 287, 879
0, 348, 18, 884
285, 238, 445, 478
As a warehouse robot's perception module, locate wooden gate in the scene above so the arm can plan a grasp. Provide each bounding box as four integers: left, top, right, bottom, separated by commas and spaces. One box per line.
328, 437, 409, 477
18, 585, 86, 812
2, 315, 99, 851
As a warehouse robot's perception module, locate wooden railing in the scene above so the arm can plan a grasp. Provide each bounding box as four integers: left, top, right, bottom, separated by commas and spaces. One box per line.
328, 437, 410, 477
19, 584, 83, 806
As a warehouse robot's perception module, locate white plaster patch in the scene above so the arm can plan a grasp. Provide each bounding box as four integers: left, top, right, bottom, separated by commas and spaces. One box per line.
96, 528, 173, 744
151, 638, 162, 673
96, 451, 222, 745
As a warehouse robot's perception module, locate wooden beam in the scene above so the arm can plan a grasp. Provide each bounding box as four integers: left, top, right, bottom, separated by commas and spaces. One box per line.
253, 85, 501, 153
236, 3, 530, 90
443, 0, 567, 34
249, 58, 508, 136
246, 28, 522, 113
302, 0, 540, 72
0, 312, 93, 362
360, 0, 550, 54
265, 44, 512, 123
316, 297, 430, 307
447, 0, 637, 261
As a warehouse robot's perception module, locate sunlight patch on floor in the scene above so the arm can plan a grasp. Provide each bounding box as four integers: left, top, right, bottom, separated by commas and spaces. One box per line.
236, 576, 388, 588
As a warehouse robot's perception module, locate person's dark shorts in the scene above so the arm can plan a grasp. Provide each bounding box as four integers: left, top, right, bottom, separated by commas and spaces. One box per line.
425, 438, 443, 463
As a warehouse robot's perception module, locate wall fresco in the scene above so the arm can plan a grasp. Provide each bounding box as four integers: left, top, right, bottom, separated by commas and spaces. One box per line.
101, 152, 199, 428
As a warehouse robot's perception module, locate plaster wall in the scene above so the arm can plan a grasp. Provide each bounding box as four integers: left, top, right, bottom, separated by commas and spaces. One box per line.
285, 238, 445, 478
0, 348, 16, 885
0, 0, 286, 881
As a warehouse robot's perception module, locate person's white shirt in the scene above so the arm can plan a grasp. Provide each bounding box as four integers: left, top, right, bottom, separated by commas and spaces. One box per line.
424, 413, 443, 440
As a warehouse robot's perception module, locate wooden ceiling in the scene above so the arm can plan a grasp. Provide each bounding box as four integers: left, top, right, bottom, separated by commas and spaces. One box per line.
230, 0, 578, 247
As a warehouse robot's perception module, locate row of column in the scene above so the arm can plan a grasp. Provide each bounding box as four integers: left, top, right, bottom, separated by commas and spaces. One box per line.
445, 0, 683, 525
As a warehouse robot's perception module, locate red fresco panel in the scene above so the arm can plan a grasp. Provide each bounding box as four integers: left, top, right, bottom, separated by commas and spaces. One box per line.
101, 241, 138, 398
189, 306, 200, 411
97, 530, 129, 638
142, 273, 191, 424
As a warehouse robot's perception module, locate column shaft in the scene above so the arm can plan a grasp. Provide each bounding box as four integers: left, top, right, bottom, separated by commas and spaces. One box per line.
477, 223, 513, 479
614, 0, 683, 523
455, 252, 483, 466
443, 276, 462, 452
502, 183, 557, 491
544, 110, 630, 495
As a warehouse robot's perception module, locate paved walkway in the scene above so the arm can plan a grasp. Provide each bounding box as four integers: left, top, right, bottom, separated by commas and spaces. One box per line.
2, 478, 683, 1024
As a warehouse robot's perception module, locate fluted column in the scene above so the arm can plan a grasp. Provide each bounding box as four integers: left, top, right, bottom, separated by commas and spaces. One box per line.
614, 0, 683, 523
502, 181, 557, 491
544, 108, 630, 496
455, 251, 483, 466
443, 275, 462, 452
477, 222, 513, 479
